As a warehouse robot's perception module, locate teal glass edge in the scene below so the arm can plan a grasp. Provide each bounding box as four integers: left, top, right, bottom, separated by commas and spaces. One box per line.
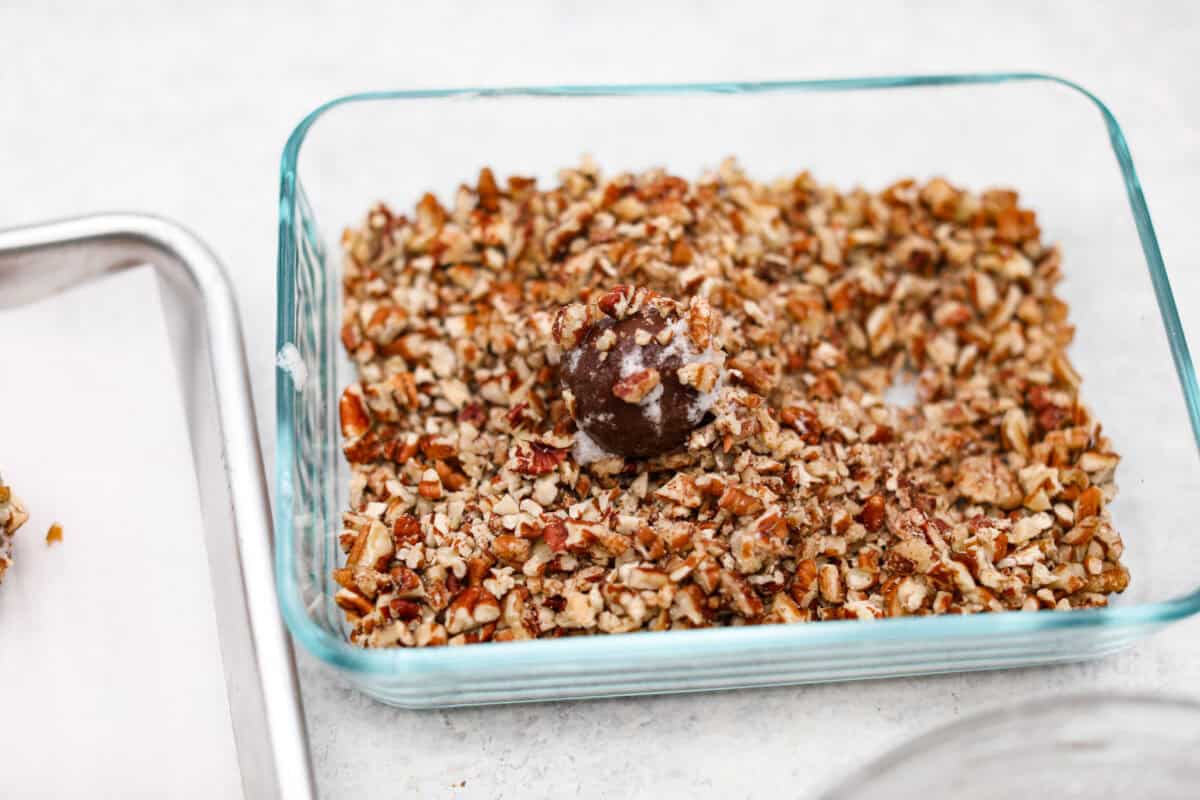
275, 72, 1200, 677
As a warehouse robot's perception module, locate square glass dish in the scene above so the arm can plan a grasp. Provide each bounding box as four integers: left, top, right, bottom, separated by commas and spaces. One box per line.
276, 73, 1200, 708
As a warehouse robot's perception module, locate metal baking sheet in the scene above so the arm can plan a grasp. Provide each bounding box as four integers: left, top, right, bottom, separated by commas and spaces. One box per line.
0, 215, 314, 799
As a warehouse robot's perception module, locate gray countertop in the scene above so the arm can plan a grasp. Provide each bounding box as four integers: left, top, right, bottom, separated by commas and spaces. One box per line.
4, 2, 1200, 797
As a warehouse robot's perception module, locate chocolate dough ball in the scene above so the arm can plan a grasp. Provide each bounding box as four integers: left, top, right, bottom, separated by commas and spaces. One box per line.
561, 309, 721, 459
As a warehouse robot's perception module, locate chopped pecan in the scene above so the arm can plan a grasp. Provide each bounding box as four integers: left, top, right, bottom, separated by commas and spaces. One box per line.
445, 587, 501, 635
338, 386, 371, 439
333, 162, 1129, 649
718, 486, 764, 517
956, 456, 1022, 510
513, 442, 567, 475
860, 495, 886, 532
612, 368, 661, 404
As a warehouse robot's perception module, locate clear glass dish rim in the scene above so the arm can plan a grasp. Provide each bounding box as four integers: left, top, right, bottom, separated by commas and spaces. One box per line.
275, 72, 1200, 677
820, 691, 1200, 798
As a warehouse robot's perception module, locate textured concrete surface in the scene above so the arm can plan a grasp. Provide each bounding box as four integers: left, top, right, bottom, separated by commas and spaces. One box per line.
3, 2, 1200, 797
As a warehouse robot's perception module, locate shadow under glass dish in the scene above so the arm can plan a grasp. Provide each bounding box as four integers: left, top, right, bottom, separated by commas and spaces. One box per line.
276, 74, 1200, 707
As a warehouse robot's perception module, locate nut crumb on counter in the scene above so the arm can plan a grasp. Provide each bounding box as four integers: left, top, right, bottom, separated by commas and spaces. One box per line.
332, 158, 1128, 648
0, 474, 29, 584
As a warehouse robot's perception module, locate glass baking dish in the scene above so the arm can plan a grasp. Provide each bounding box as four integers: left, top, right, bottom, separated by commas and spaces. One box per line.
275, 73, 1200, 708
821, 693, 1200, 798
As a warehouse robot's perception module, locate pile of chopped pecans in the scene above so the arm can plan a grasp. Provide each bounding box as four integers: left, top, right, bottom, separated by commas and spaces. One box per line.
334, 158, 1128, 648
0, 473, 29, 584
